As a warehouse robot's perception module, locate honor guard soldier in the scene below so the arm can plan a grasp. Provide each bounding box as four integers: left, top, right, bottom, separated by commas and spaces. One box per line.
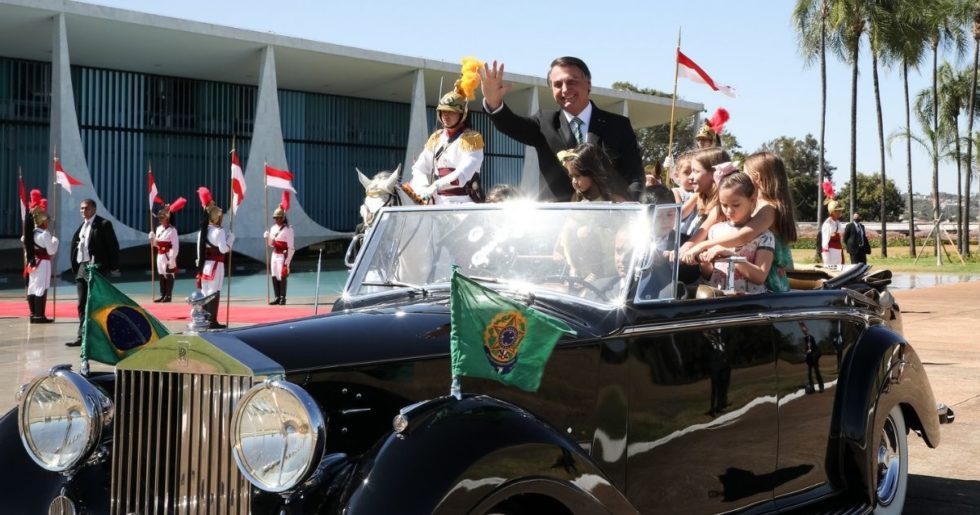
195, 187, 234, 329
23, 190, 58, 324
265, 192, 295, 305
410, 60, 485, 204
150, 197, 186, 302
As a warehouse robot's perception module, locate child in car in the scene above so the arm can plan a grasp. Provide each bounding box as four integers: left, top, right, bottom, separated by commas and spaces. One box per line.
698, 166, 774, 294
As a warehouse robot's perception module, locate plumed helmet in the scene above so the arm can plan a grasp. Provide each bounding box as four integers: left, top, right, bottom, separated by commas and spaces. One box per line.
437, 57, 483, 116
827, 200, 844, 213
155, 197, 187, 220
696, 108, 729, 145
272, 191, 290, 218
197, 187, 223, 225
28, 189, 49, 226
437, 90, 467, 114
31, 207, 49, 226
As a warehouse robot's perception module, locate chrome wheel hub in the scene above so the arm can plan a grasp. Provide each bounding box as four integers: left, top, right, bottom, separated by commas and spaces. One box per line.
875, 415, 901, 506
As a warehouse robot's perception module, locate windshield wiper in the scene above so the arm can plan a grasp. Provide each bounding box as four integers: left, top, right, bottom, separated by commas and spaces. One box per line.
360, 280, 429, 297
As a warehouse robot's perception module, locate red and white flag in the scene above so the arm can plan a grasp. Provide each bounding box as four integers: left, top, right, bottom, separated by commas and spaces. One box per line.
264, 164, 296, 193
677, 50, 736, 98
54, 158, 82, 194
231, 149, 246, 214
18, 175, 28, 222
148, 169, 163, 209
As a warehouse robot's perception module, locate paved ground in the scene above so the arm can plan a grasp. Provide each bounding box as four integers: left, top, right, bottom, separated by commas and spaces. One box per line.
893, 281, 980, 513
0, 280, 977, 511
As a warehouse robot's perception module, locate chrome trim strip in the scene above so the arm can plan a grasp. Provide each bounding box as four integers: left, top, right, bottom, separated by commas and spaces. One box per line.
620, 309, 875, 336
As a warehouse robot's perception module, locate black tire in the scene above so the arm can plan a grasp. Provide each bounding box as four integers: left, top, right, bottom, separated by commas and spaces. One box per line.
872, 405, 908, 515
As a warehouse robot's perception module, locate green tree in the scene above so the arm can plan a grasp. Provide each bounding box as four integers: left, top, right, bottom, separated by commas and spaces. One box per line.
837, 173, 905, 222
757, 134, 836, 221
611, 81, 697, 167
965, 1, 980, 255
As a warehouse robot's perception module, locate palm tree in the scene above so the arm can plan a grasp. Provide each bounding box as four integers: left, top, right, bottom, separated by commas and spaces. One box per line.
880, 1, 932, 256
793, 0, 834, 260
867, 2, 894, 256
964, 2, 980, 256
922, 0, 968, 264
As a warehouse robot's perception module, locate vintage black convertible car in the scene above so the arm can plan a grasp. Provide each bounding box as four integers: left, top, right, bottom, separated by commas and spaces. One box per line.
0, 203, 954, 514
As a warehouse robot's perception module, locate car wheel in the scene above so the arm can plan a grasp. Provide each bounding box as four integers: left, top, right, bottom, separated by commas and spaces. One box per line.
873, 405, 908, 515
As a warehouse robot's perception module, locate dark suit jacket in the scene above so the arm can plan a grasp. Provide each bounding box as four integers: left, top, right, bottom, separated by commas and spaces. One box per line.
489, 101, 644, 201
70, 215, 119, 273
843, 222, 871, 256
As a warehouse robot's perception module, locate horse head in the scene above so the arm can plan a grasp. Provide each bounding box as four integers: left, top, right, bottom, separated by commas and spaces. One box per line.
357, 164, 404, 230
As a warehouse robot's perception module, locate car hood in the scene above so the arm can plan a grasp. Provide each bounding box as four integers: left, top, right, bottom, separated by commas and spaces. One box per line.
225, 295, 612, 374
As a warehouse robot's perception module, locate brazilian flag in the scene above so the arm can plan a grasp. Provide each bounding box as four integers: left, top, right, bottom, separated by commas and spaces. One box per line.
450, 267, 575, 392
82, 269, 169, 365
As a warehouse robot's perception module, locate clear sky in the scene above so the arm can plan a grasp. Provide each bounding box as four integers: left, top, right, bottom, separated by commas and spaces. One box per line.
82, 0, 971, 196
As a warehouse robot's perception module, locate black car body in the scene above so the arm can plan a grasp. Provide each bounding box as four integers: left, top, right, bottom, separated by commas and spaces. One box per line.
0, 203, 952, 514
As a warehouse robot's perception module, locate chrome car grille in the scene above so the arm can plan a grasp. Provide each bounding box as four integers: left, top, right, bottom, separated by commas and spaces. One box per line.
110, 370, 253, 515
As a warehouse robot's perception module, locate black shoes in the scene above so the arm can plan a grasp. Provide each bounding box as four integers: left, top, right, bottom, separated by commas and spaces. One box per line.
208, 322, 227, 330
154, 295, 172, 303
29, 316, 53, 324
269, 297, 281, 305
65, 339, 81, 347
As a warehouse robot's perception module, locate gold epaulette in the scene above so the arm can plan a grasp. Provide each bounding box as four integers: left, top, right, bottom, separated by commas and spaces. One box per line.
424, 130, 443, 151
459, 130, 485, 152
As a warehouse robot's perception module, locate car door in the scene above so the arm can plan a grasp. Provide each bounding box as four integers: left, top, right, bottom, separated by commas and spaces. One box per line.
624, 318, 778, 514
772, 317, 859, 504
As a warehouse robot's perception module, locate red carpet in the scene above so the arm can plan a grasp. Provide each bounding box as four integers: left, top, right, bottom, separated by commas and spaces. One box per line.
0, 300, 327, 324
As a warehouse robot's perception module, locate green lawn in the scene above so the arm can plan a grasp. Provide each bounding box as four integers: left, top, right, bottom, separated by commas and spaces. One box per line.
791, 245, 980, 273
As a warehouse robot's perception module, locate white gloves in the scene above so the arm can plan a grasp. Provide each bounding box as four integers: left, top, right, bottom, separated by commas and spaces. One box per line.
226, 233, 236, 246
148, 232, 155, 240
168, 260, 177, 269
263, 230, 270, 239
419, 184, 437, 199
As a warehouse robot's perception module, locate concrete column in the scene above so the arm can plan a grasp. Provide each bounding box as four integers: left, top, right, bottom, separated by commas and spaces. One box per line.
619, 100, 630, 118
403, 69, 429, 182
518, 88, 541, 197
49, 13, 143, 273
232, 45, 343, 264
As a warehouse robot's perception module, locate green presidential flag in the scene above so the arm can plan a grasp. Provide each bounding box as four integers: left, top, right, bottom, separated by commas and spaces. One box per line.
82, 268, 170, 365
450, 267, 575, 392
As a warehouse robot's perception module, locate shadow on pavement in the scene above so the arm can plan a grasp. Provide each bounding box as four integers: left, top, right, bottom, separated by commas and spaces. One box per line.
906, 474, 980, 513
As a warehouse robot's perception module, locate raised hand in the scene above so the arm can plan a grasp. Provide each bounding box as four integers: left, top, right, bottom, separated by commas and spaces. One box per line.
480, 60, 511, 111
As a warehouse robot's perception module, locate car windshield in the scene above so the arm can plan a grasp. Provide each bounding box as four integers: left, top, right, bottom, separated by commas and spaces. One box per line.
345, 202, 679, 305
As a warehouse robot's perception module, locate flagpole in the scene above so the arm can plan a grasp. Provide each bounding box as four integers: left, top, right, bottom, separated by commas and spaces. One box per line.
19, 166, 28, 300
50, 151, 59, 323
148, 166, 155, 302
667, 28, 681, 163
264, 163, 270, 305
225, 137, 235, 327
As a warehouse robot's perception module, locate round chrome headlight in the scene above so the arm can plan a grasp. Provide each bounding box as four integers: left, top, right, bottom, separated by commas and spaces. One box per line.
230, 379, 325, 493
17, 365, 113, 473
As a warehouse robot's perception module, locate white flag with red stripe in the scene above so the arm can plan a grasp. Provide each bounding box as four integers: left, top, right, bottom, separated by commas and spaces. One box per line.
677, 50, 736, 98
18, 175, 28, 222
231, 149, 246, 214
54, 158, 82, 194
264, 164, 296, 193
148, 169, 163, 209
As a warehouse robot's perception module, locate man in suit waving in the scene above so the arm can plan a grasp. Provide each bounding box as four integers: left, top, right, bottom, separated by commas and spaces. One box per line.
480, 56, 643, 201
66, 198, 119, 347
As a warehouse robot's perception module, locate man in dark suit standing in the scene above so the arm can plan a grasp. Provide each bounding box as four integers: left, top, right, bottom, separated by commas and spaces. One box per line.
480, 56, 644, 201
843, 212, 871, 264
66, 198, 119, 347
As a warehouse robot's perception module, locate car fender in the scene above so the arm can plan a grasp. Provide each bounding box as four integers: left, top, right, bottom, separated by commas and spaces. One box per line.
834, 324, 940, 501
336, 395, 635, 515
